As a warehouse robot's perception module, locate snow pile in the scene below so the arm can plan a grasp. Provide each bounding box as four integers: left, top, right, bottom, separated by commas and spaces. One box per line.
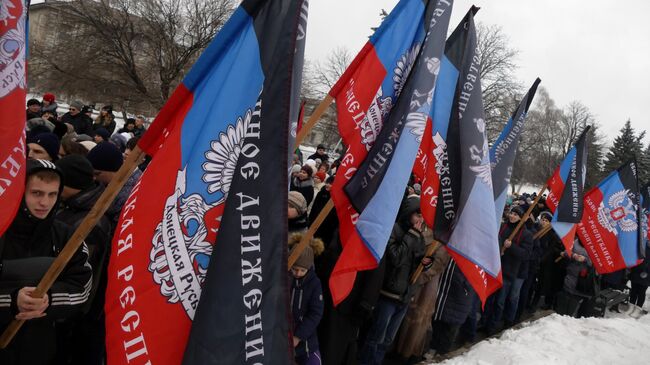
438, 310, 650, 365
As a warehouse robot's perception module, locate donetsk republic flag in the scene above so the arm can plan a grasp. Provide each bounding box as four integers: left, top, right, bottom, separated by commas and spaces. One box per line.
104, 1, 308, 364
578, 161, 644, 274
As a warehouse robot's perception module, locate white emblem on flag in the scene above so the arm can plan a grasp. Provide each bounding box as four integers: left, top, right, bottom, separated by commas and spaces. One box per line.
597, 189, 638, 234
0, 0, 26, 97
148, 109, 252, 319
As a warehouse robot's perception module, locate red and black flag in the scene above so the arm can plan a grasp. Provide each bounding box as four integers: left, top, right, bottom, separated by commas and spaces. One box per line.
577, 160, 644, 273
104, 1, 308, 364
546, 127, 590, 255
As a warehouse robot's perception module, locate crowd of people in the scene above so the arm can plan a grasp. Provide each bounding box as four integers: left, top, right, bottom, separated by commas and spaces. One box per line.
288, 148, 650, 365
1, 94, 147, 364
0, 94, 648, 365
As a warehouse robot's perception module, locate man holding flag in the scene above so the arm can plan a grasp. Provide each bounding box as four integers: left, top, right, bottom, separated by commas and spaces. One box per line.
104, 1, 308, 364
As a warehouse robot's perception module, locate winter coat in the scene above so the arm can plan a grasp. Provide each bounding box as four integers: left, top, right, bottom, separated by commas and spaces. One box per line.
380, 224, 426, 303
93, 115, 117, 135
563, 240, 595, 297
61, 112, 93, 136
0, 203, 92, 365
308, 152, 329, 163
309, 188, 338, 246
499, 221, 534, 281
41, 102, 58, 116
432, 259, 476, 326
291, 269, 324, 358
56, 183, 113, 316
316, 230, 385, 365
538, 228, 567, 298
395, 244, 450, 358
291, 177, 315, 206
631, 246, 650, 286
106, 168, 143, 228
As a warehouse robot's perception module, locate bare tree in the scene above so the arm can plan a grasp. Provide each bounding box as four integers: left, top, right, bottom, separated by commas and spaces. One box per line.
559, 101, 592, 154
30, 0, 234, 113
306, 46, 352, 97
475, 23, 522, 142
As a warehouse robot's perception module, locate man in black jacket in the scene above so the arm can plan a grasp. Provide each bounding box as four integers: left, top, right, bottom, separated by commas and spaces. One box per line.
60, 101, 93, 136
0, 160, 92, 365
485, 206, 533, 333
359, 197, 432, 365
55, 155, 113, 365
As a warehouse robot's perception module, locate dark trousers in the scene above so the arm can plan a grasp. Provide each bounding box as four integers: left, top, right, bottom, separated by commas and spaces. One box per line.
630, 283, 648, 307
430, 320, 460, 355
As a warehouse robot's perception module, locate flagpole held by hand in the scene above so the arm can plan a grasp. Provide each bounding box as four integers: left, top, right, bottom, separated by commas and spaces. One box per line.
288, 199, 334, 268
501, 184, 547, 255
410, 240, 441, 285
0, 146, 146, 349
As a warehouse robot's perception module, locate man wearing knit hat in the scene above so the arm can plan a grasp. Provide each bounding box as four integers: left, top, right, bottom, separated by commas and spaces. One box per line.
86, 141, 124, 185
61, 100, 93, 135
0, 159, 92, 364
27, 132, 60, 161
54, 155, 113, 364
484, 204, 533, 334
93, 127, 111, 144
41, 93, 58, 118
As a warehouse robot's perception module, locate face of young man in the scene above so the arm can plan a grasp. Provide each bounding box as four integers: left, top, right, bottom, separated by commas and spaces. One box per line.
508, 211, 521, 224
25, 176, 60, 219
28, 143, 52, 161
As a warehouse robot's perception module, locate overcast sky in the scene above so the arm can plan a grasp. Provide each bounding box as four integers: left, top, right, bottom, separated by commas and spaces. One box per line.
305, 0, 650, 146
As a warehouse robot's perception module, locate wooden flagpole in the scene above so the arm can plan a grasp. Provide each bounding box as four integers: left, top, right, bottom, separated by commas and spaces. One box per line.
288, 199, 334, 268
0, 146, 146, 349
501, 184, 548, 255
410, 240, 441, 285
294, 95, 334, 147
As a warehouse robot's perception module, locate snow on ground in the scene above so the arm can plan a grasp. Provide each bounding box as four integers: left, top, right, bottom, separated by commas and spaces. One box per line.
436, 297, 650, 365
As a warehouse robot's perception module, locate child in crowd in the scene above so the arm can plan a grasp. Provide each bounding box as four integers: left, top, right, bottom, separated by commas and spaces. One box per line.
290, 245, 324, 365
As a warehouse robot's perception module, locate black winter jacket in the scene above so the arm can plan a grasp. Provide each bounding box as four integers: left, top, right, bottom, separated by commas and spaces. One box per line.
60, 112, 93, 135
291, 269, 324, 357
0, 204, 92, 365
432, 259, 476, 325
499, 222, 534, 281
380, 224, 425, 303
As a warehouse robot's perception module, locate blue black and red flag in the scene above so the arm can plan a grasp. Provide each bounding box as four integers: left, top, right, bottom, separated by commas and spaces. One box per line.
329, 0, 453, 305
0, 0, 28, 237
411, 5, 474, 229
546, 126, 590, 255
427, 8, 502, 305
490, 78, 541, 225
577, 160, 644, 273
104, 1, 307, 364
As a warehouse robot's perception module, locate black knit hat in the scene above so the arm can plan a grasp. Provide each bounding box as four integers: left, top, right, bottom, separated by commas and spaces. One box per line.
510, 205, 525, 218
28, 132, 61, 161
27, 98, 41, 107
55, 155, 95, 190
87, 141, 123, 172
539, 211, 553, 222
94, 127, 110, 141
